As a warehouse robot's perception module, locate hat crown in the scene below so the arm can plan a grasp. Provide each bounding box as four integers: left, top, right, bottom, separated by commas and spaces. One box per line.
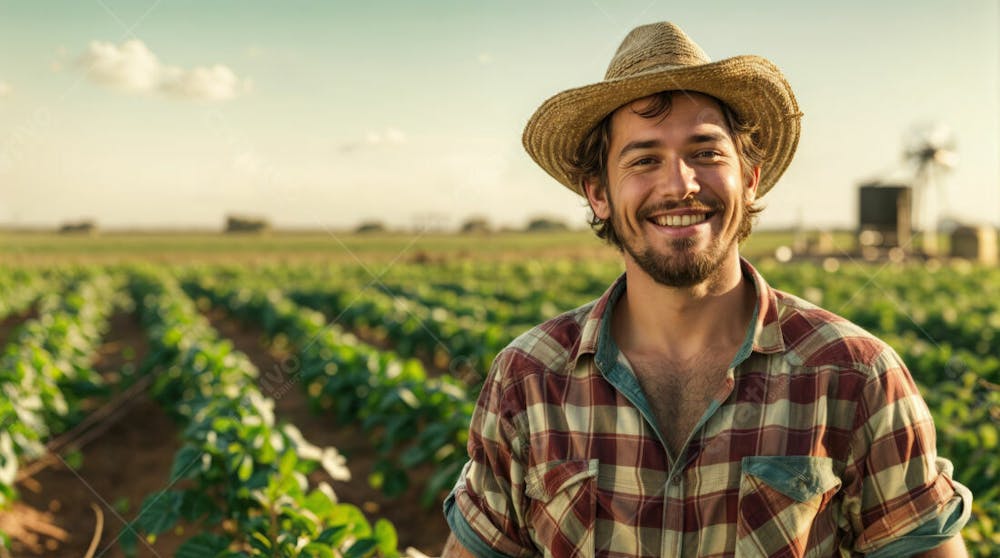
605, 22, 711, 80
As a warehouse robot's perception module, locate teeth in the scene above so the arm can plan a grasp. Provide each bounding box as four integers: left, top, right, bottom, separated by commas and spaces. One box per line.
653, 213, 708, 227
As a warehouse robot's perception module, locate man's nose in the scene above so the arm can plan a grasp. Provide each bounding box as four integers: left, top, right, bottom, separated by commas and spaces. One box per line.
654, 156, 700, 199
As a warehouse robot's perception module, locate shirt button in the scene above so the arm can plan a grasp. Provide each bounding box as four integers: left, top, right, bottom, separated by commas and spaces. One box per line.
671, 476, 682, 486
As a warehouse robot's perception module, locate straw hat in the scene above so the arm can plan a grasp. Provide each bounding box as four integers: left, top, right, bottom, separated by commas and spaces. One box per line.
523, 21, 802, 198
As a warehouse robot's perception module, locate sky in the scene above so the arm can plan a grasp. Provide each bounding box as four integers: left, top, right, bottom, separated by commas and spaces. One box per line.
0, 0, 997, 231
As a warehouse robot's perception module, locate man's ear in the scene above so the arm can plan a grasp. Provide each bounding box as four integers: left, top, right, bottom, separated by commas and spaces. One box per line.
745, 166, 761, 203
583, 177, 611, 220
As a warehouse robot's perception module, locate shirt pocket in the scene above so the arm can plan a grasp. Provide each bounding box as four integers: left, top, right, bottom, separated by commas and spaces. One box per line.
525, 459, 599, 558
736, 455, 842, 557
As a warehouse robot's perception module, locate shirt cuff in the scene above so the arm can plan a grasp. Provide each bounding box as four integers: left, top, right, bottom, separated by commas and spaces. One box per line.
865, 479, 972, 558
444, 488, 517, 558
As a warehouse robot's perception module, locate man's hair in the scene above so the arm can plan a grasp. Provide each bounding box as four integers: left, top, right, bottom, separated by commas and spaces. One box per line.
567, 91, 767, 249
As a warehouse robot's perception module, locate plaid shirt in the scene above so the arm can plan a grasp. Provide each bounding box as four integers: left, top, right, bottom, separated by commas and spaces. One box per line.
445, 259, 970, 558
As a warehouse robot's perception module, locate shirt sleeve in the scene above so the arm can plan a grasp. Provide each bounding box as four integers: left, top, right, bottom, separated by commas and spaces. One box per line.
443, 350, 536, 558
842, 347, 972, 555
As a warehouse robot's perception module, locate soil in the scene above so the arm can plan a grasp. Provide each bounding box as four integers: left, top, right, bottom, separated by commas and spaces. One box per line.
5, 310, 188, 558
0, 306, 36, 348
204, 309, 452, 556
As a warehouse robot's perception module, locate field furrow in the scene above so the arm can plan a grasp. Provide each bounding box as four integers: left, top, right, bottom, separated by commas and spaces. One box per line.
200, 304, 451, 554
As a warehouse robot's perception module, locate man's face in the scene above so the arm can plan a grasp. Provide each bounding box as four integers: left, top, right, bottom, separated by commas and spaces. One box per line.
585, 92, 759, 287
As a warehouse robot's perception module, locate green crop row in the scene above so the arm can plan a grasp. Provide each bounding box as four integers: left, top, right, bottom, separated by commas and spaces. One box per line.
284, 283, 504, 384
183, 278, 473, 507
755, 260, 1000, 364
192, 261, 617, 381
122, 270, 401, 558
0, 268, 48, 321
921, 373, 1000, 553
0, 273, 117, 547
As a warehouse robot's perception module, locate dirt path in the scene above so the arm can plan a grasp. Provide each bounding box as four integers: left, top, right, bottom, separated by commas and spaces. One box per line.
204, 308, 452, 555
8, 311, 187, 558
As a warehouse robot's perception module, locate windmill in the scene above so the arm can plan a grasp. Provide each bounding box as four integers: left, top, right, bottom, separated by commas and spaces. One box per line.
904, 123, 959, 254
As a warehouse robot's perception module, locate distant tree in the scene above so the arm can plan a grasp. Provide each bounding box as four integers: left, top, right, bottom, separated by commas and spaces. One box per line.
525, 217, 569, 232
460, 216, 492, 234
225, 215, 270, 234
355, 220, 388, 234
58, 220, 97, 235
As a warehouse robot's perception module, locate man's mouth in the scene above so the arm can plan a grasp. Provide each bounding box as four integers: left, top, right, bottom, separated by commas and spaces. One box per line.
649, 212, 713, 228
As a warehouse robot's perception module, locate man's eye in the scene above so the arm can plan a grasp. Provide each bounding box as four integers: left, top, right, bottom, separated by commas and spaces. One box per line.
632, 157, 657, 166
695, 150, 721, 159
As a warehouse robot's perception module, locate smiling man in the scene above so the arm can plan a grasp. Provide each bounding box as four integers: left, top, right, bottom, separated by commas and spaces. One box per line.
443, 22, 971, 557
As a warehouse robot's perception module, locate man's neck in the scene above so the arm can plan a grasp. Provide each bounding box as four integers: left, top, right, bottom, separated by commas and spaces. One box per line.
613, 252, 755, 362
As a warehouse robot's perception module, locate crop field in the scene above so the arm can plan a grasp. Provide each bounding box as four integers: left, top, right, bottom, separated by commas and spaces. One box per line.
0, 232, 997, 557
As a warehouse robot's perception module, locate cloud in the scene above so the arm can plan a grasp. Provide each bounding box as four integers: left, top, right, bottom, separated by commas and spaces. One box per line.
78, 39, 248, 101
0, 82, 11, 98
161, 64, 247, 101
341, 127, 408, 152
80, 39, 160, 92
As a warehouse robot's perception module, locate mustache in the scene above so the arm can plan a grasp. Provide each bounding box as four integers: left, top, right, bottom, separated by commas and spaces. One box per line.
637, 198, 724, 220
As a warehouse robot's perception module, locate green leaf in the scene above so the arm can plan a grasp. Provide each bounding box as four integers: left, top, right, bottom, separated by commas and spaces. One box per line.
179, 489, 214, 522
113, 497, 131, 515
135, 491, 182, 535
344, 538, 378, 558
329, 504, 372, 537
382, 469, 409, 499
278, 448, 297, 476
301, 543, 336, 558
245, 467, 271, 490
259, 432, 277, 464
303, 488, 335, 518
170, 446, 204, 481
373, 519, 399, 558
249, 531, 272, 553
315, 525, 348, 546
118, 525, 138, 558
399, 444, 429, 469
979, 423, 998, 449
176, 533, 229, 558
64, 450, 84, 470
212, 416, 238, 433
423, 460, 463, 507
281, 506, 318, 533
237, 454, 253, 481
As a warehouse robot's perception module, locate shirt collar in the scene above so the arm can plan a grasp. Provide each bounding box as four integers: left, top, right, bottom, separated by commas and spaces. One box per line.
577, 273, 625, 362
744, 258, 785, 354
577, 257, 786, 367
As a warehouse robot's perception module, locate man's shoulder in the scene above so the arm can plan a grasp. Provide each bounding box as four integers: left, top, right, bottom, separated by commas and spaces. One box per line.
769, 287, 902, 373
491, 299, 598, 380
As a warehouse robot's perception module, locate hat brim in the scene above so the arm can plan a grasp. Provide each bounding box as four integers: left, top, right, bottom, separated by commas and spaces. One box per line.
522, 55, 801, 198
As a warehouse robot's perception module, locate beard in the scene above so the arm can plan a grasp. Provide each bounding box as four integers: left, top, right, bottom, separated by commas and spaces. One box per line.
608, 195, 752, 288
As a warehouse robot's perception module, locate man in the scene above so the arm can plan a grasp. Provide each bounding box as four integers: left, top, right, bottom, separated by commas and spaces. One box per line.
443, 22, 971, 557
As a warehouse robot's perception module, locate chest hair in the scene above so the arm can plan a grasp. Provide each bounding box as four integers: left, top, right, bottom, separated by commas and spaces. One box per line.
626, 348, 733, 458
